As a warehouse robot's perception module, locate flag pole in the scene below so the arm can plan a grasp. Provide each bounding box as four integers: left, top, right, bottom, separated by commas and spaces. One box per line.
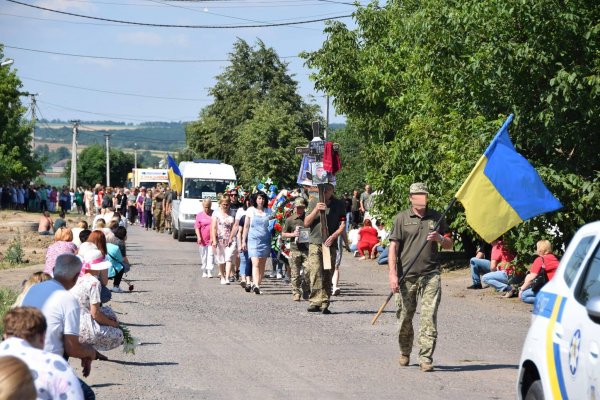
371, 197, 457, 325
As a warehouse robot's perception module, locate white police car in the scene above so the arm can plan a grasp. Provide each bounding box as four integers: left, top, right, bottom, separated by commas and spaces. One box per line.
517, 221, 600, 399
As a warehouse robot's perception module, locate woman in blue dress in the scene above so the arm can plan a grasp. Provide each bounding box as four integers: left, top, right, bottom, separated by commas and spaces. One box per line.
241, 192, 272, 294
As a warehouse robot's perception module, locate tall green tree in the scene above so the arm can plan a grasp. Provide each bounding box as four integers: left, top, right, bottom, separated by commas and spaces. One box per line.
303, 0, 600, 254
0, 46, 42, 183
64, 144, 134, 187
187, 39, 321, 187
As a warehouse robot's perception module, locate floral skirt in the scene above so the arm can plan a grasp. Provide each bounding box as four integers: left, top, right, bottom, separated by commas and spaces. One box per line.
79, 306, 124, 351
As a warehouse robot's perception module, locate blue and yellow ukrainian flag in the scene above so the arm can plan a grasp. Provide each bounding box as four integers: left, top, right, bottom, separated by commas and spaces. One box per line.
455, 114, 562, 242
167, 154, 183, 194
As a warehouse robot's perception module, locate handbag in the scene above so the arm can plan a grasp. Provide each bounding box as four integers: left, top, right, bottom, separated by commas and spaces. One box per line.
529, 256, 548, 293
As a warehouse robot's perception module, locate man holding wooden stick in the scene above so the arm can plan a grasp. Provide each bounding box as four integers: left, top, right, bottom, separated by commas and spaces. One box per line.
304, 183, 346, 314
388, 182, 452, 372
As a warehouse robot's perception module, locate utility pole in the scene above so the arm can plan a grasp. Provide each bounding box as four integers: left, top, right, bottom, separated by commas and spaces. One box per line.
69, 121, 79, 190
134, 143, 138, 170
104, 133, 112, 187
30, 94, 37, 154
325, 95, 330, 140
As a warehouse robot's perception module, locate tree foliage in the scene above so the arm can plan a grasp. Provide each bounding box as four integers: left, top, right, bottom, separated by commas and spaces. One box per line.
64, 144, 134, 187
0, 46, 43, 183
303, 0, 600, 254
186, 39, 321, 187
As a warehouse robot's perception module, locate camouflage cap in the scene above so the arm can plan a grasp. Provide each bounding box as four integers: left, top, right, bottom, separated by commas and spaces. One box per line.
293, 197, 307, 208
409, 182, 429, 194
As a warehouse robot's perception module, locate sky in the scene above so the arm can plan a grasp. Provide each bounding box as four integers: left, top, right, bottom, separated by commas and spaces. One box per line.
0, 0, 361, 126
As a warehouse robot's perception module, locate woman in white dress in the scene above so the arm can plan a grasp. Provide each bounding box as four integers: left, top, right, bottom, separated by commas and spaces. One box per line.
70, 246, 123, 351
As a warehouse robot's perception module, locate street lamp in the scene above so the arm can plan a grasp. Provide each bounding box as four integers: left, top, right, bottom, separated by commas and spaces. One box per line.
1, 58, 14, 67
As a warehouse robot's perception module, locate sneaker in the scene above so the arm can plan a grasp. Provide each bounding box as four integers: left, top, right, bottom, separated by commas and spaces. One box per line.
253, 285, 261, 295
292, 293, 301, 301
353, 251, 360, 257
398, 354, 410, 367
111, 286, 124, 293
276, 272, 283, 279
202, 272, 208, 278
207, 271, 213, 278
240, 281, 246, 288
268, 271, 277, 279
466, 283, 483, 290
333, 287, 341, 296
307, 304, 321, 312
228, 276, 235, 283
419, 362, 434, 372
245, 284, 252, 293
220, 278, 229, 285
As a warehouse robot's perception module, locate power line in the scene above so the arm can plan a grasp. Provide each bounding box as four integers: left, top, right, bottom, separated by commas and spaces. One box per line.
21, 75, 213, 102
142, 0, 318, 31
57, 0, 350, 7
38, 99, 196, 122
7, 0, 352, 28
3, 44, 300, 63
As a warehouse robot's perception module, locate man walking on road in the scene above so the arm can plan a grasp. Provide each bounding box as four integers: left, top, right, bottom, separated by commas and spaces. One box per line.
387, 182, 452, 372
304, 183, 346, 314
153, 187, 166, 233
359, 184, 373, 220
282, 197, 310, 301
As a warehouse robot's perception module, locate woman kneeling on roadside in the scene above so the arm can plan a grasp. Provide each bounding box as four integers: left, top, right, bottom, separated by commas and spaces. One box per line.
518, 240, 560, 304
70, 246, 123, 351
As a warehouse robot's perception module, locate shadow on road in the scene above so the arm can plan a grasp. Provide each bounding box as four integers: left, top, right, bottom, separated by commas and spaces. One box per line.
435, 364, 518, 372
331, 310, 395, 315
122, 323, 164, 327
107, 360, 178, 367
91, 383, 123, 388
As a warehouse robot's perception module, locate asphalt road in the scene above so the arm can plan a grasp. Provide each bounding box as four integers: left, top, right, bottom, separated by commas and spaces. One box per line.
74, 224, 531, 400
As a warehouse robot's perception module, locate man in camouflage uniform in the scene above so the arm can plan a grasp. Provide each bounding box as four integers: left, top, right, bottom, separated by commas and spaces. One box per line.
164, 187, 175, 234
282, 197, 310, 301
304, 183, 346, 314
387, 182, 453, 372
153, 187, 166, 233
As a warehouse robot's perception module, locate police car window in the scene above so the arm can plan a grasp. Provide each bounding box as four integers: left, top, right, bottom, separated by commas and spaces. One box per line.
575, 242, 600, 305
563, 236, 595, 287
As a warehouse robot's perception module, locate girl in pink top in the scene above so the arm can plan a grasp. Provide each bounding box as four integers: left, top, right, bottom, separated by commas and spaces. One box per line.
195, 198, 214, 278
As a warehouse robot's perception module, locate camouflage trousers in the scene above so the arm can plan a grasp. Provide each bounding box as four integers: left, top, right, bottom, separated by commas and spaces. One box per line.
154, 208, 165, 233
394, 272, 441, 364
307, 244, 337, 308
289, 249, 309, 296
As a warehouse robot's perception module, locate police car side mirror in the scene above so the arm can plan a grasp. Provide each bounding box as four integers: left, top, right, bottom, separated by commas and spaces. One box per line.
586, 296, 600, 325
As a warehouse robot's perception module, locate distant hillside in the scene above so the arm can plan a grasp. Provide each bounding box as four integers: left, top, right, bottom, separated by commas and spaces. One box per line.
36, 119, 187, 152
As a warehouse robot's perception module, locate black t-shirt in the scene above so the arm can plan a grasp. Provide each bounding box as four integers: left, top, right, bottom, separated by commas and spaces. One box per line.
344, 198, 352, 213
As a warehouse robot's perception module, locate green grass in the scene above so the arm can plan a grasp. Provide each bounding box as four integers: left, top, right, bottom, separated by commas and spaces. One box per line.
0, 288, 18, 336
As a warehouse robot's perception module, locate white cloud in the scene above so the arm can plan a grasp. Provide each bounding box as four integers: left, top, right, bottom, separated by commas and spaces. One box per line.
116, 32, 190, 48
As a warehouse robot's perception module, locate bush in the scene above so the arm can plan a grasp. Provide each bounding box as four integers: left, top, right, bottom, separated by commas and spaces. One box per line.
4, 233, 25, 265
0, 288, 18, 336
